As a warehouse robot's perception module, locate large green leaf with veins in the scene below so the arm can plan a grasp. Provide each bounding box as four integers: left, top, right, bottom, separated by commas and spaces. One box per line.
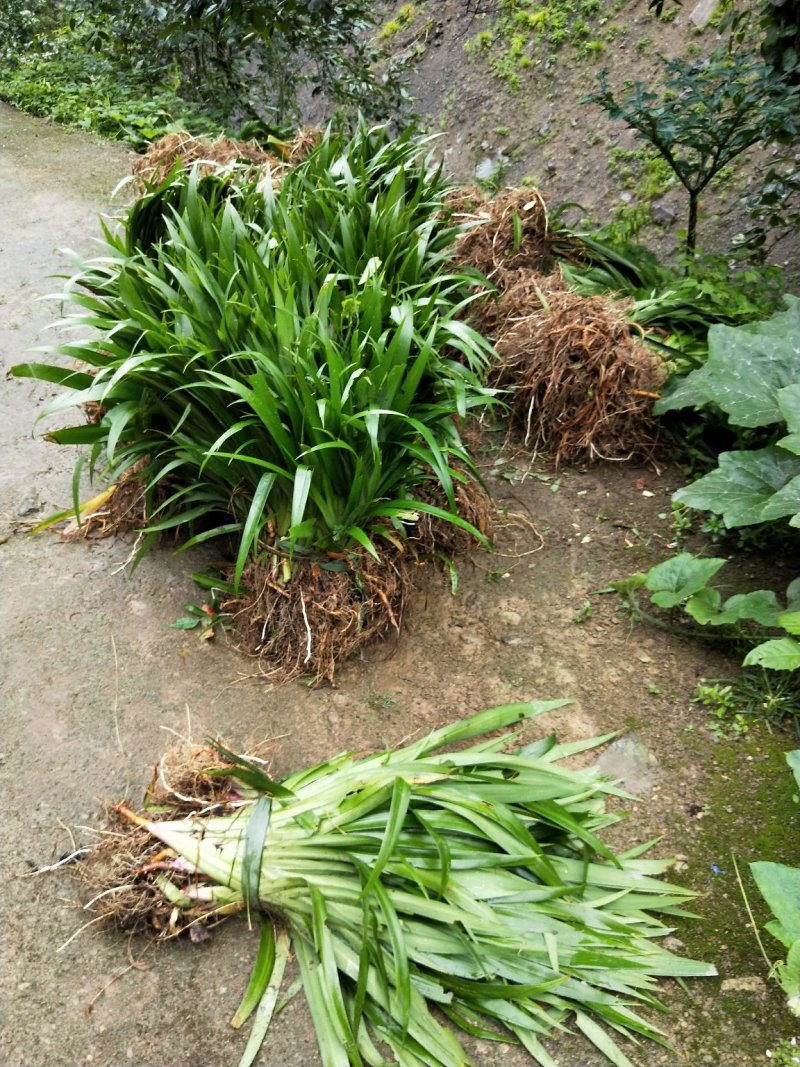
655, 296, 800, 423
674, 447, 800, 527
643, 552, 726, 608
778, 383, 800, 456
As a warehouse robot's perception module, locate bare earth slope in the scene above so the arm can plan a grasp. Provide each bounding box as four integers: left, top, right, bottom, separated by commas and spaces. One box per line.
0, 103, 797, 1067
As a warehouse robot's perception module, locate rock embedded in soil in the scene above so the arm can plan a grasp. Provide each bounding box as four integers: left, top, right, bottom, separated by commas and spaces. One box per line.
596, 732, 659, 796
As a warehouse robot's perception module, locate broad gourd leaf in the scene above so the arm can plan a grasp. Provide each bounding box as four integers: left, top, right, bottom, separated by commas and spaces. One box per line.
751, 861, 800, 948
739, 295, 800, 339
786, 750, 800, 792
743, 637, 800, 671
674, 447, 800, 527
780, 941, 800, 1011
654, 371, 715, 414
760, 472, 800, 527
778, 384, 800, 455
686, 587, 783, 627
780, 612, 800, 636
711, 589, 783, 627
684, 586, 722, 624
654, 296, 800, 425
644, 553, 726, 608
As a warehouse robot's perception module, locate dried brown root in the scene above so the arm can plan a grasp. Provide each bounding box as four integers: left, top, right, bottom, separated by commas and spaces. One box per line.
79, 741, 256, 935
143, 741, 242, 813
77, 819, 171, 933
131, 127, 322, 189
225, 479, 493, 686
280, 125, 323, 165
488, 277, 666, 463
61, 461, 150, 541
449, 187, 558, 280
224, 545, 412, 686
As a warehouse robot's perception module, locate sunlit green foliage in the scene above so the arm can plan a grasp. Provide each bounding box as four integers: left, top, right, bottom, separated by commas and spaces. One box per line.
12, 123, 496, 582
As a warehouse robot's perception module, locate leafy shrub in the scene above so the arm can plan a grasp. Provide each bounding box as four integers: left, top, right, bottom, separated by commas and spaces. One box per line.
12, 123, 496, 588
1, 0, 409, 145
656, 297, 800, 530
0, 22, 217, 147
65, 0, 407, 128
585, 47, 800, 258
629, 552, 800, 672
0, 0, 56, 60
610, 552, 800, 729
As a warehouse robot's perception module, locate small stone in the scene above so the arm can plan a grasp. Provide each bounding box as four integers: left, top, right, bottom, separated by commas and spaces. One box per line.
500, 634, 532, 646
474, 157, 498, 181
498, 610, 522, 627
460, 632, 483, 645
619, 191, 632, 203
690, 0, 718, 28
651, 199, 678, 225
17, 494, 41, 517
596, 733, 659, 795
721, 976, 766, 996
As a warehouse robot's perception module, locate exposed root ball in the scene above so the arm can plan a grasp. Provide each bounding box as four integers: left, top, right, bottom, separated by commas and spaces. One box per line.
225, 547, 412, 685
79, 742, 264, 935
132, 131, 281, 187
447, 188, 585, 345
225, 482, 492, 685
79, 821, 168, 933
282, 125, 322, 165
449, 187, 556, 280
61, 462, 149, 541
131, 127, 322, 190
144, 742, 238, 813
489, 281, 666, 463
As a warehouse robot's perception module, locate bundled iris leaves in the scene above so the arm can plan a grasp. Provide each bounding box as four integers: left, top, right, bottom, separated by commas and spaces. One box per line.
99, 701, 715, 1067
13, 121, 495, 583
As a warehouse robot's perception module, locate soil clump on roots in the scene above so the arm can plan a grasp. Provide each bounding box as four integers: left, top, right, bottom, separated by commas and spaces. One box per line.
488, 276, 665, 462
451, 187, 664, 463
79, 746, 249, 936
61, 470, 492, 685
449, 187, 562, 280
224, 481, 493, 685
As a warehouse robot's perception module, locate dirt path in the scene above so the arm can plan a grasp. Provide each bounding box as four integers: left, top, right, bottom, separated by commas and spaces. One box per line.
1, 104, 796, 1067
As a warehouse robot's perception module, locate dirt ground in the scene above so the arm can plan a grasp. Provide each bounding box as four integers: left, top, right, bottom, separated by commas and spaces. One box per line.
1, 102, 799, 1067
380, 0, 800, 283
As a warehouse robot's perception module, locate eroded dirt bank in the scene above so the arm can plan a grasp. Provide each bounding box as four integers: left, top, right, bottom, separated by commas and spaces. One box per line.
1, 104, 796, 1067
